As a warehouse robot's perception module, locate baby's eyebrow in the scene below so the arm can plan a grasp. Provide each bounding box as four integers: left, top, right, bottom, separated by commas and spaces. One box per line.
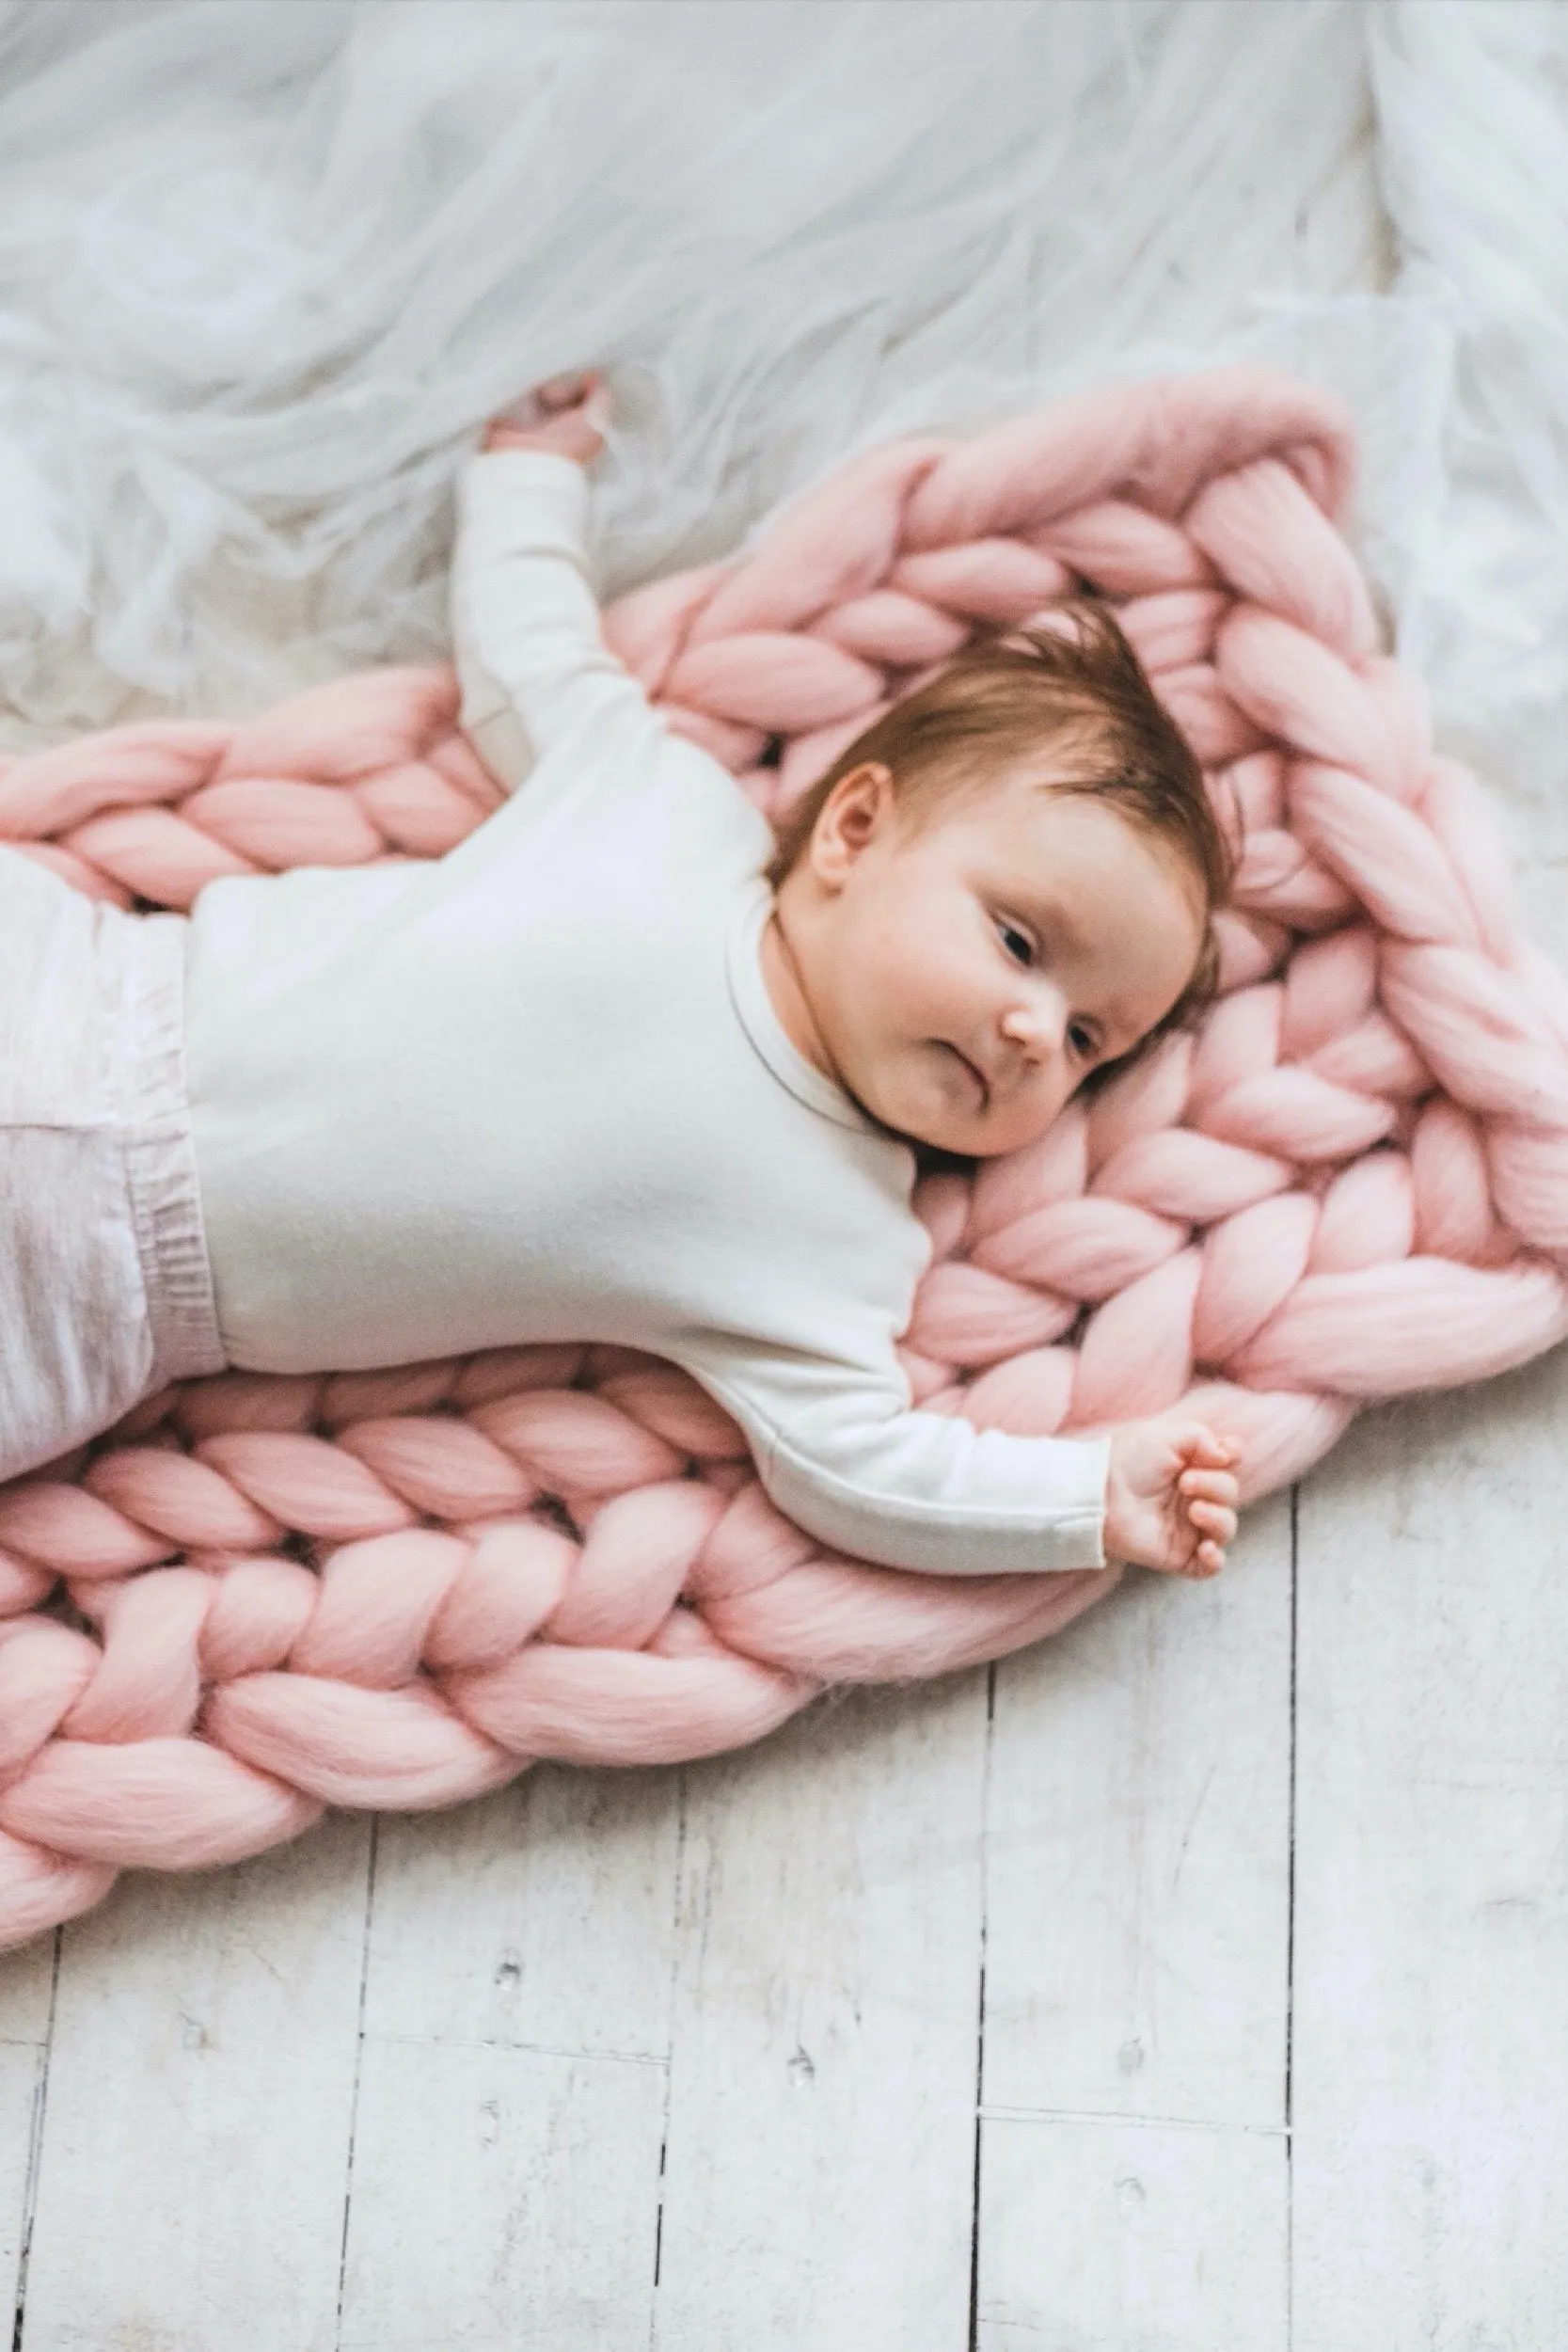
1012, 886, 1085, 957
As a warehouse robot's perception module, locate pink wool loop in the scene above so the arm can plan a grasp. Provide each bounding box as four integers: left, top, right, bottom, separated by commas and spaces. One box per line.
0, 363, 1564, 1950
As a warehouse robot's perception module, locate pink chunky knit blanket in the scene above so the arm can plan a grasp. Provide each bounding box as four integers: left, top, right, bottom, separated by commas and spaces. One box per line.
2, 365, 1565, 1953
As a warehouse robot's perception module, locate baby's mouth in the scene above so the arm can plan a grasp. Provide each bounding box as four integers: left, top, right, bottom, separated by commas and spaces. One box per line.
942, 1042, 990, 1108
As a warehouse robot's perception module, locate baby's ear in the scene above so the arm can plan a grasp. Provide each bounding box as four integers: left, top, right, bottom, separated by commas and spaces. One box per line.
810, 763, 896, 881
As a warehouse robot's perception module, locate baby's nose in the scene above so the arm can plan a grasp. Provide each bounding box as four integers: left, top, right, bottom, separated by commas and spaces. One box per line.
1000, 995, 1067, 1061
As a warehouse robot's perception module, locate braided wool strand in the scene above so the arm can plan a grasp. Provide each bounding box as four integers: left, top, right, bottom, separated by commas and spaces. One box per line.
1, 365, 1565, 1950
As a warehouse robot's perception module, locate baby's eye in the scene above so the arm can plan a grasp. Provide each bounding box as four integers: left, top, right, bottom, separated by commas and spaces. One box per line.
1068, 1022, 1099, 1061
996, 919, 1034, 966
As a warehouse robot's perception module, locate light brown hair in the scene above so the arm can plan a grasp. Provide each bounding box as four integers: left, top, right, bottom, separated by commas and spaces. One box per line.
765, 601, 1232, 1068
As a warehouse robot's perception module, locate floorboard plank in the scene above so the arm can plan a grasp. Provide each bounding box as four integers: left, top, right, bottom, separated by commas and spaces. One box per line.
976, 2114, 1289, 2351
651, 1677, 990, 2352
1291, 1350, 1568, 2349
0, 2042, 46, 2337
0, 1937, 55, 2323
983, 1499, 1294, 2127
356, 1767, 682, 2054
339, 1770, 683, 2351
976, 1502, 1294, 2343
341, 2039, 667, 2352
17, 1820, 372, 2352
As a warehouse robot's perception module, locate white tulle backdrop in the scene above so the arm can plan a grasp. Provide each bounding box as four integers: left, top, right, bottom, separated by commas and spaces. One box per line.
1372, 0, 1568, 860
0, 0, 1561, 831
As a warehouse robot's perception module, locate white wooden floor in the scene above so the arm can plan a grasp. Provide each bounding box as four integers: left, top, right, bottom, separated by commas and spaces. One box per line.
5, 77, 1568, 2352
4, 1328, 1567, 2351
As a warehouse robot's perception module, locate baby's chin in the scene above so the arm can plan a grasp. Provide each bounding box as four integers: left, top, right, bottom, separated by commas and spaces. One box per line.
902, 1111, 1049, 1161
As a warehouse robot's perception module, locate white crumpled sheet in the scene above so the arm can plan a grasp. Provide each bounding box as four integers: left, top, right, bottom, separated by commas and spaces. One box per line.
0, 1, 1560, 873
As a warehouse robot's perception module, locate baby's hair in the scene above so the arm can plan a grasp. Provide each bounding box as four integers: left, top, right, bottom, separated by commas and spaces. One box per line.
765, 601, 1234, 1070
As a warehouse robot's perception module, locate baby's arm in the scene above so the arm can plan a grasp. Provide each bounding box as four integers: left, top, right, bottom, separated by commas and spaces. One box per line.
451, 373, 649, 791
695, 1349, 1239, 1579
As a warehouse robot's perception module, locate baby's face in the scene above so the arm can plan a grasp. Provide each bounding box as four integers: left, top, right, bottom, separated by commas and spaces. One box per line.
774, 764, 1206, 1157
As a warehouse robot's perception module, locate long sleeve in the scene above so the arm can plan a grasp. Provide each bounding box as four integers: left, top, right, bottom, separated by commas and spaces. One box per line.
449, 448, 649, 793
689, 1339, 1111, 1577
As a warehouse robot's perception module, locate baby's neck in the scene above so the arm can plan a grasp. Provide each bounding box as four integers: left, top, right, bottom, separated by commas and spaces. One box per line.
758, 901, 838, 1082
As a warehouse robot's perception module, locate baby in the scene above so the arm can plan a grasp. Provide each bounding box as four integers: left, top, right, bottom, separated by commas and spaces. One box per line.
0, 373, 1240, 1581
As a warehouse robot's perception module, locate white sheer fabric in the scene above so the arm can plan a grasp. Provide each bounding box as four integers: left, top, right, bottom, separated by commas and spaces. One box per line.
0, 0, 1401, 726
1372, 0, 1568, 850
0, 0, 1559, 811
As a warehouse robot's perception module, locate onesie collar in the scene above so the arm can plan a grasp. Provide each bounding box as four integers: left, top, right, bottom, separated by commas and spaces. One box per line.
727, 880, 874, 1133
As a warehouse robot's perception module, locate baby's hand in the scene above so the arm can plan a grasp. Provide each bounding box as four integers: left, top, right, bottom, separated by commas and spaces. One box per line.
482, 371, 610, 464
1105, 1418, 1241, 1581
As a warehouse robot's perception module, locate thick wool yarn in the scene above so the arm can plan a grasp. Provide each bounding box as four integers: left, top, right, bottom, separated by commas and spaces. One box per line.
1, 366, 1565, 1951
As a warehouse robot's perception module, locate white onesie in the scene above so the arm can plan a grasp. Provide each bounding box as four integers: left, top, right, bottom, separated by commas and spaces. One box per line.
182, 451, 1110, 1576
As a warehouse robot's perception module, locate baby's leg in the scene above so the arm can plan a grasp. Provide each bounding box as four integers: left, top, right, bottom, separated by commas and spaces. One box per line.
0, 848, 223, 1484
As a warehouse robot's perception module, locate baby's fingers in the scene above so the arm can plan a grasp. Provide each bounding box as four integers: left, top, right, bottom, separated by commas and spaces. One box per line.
1186, 1498, 1237, 1546
536, 369, 602, 412
1168, 1423, 1239, 1470
1179, 1466, 1238, 1507
538, 373, 611, 435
